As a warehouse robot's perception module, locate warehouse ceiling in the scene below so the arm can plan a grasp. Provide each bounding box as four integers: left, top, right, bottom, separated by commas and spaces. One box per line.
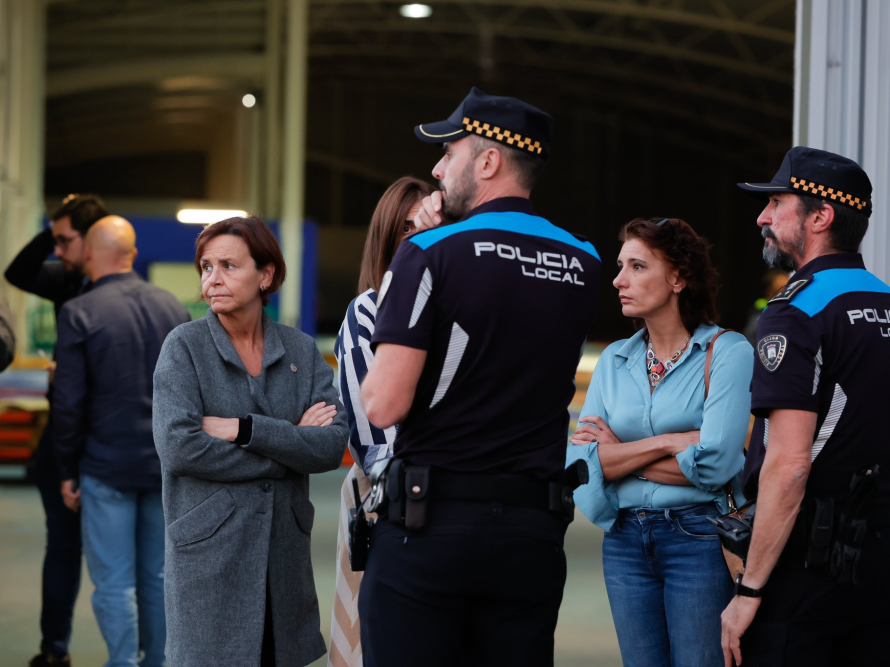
45, 0, 795, 189
43, 0, 797, 335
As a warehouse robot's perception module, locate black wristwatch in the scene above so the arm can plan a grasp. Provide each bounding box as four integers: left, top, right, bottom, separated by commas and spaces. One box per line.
734, 573, 762, 598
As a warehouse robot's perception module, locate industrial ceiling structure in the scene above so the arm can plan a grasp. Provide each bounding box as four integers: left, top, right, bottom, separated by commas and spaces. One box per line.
40, 0, 796, 333
45, 0, 795, 199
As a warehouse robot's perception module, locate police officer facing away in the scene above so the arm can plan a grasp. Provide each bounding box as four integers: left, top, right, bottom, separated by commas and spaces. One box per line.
358, 88, 601, 666
722, 147, 890, 666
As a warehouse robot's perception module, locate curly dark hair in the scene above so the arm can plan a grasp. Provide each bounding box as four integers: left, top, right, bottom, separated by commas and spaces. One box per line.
618, 217, 720, 334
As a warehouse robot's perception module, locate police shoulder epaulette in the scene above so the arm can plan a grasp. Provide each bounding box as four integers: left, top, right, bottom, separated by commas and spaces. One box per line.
768, 278, 810, 304
571, 232, 590, 244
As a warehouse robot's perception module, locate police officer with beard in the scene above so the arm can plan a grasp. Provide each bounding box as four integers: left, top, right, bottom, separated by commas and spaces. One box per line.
358, 88, 601, 666
721, 147, 890, 666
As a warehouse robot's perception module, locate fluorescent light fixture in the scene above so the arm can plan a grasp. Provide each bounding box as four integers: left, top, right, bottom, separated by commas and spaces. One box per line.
242, 93, 256, 108
399, 4, 432, 19
177, 209, 248, 225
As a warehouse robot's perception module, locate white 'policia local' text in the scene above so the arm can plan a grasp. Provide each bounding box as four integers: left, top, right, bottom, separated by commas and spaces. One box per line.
474, 242, 586, 285
847, 308, 890, 337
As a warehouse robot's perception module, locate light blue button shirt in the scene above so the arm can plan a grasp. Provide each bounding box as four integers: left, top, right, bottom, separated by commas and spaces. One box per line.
567, 323, 754, 531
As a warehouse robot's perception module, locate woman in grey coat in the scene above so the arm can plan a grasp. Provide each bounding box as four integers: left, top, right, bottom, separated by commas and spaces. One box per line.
152, 216, 348, 667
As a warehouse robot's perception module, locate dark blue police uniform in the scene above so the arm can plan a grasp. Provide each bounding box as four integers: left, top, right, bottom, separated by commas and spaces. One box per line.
359, 89, 601, 667
738, 148, 890, 665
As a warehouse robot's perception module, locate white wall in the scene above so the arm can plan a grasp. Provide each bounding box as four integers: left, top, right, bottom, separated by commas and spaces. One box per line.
795, 0, 890, 281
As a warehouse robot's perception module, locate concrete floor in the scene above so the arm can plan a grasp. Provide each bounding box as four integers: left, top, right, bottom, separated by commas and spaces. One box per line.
0, 469, 621, 667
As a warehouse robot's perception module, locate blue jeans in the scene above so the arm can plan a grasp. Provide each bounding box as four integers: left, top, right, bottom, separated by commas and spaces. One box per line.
602, 504, 733, 667
80, 474, 166, 667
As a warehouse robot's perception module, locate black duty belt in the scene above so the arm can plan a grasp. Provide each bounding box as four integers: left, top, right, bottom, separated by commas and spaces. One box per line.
431, 471, 552, 510
368, 459, 589, 532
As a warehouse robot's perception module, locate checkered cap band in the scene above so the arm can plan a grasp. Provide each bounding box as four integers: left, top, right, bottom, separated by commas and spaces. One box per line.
462, 117, 543, 155
791, 176, 867, 211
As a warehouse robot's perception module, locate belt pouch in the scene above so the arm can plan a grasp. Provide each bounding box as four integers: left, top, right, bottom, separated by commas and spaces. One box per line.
805, 497, 834, 568
385, 459, 405, 525
404, 466, 431, 531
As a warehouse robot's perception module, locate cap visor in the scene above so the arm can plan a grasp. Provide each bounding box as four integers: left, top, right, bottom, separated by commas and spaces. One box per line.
737, 181, 794, 201
415, 121, 469, 144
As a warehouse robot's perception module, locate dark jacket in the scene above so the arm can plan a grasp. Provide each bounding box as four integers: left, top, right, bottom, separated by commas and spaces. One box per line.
0, 295, 15, 371
5, 228, 86, 413
152, 310, 347, 667
4, 228, 85, 319
53, 272, 190, 489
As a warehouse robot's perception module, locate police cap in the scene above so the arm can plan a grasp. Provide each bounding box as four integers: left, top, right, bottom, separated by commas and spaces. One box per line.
738, 146, 872, 217
414, 87, 553, 161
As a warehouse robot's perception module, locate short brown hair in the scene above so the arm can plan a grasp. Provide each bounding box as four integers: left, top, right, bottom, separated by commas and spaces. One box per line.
194, 216, 286, 306
50, 194, 108, 236
797, 195, 869, 253
358, 177, 435, 294
619, 217, 719, 334
471, 136, 548, 191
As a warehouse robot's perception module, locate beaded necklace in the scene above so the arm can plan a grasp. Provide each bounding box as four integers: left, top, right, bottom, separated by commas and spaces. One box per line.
646, 334, 690, 387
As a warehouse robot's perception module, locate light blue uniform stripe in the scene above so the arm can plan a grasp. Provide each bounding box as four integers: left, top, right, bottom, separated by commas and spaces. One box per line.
790, 268, 890, 317
408, 211, 600, 259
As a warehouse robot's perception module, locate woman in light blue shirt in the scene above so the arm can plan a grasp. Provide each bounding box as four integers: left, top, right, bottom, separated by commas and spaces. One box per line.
568, 217, 754, 667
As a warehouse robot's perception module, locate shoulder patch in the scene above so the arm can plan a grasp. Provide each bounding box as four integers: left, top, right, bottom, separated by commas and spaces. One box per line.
757, 334, 787, 372
768, 278, 810, 304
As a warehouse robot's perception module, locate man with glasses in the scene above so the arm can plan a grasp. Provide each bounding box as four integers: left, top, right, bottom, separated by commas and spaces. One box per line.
5, 193, 108, 667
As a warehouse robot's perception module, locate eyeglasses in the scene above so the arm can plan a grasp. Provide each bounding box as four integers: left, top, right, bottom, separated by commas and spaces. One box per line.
53, 234, 79, 251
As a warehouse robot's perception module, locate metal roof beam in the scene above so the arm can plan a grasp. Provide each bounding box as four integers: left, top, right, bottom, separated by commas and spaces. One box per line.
312, 20, 793, 83
310, 49, 789, 119
46, 54, 265, 97
314, 0, 795, 44
48, 0, 265, 34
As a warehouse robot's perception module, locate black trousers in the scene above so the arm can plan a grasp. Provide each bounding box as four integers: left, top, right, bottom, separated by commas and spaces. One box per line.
359, 500, 568, 667
31, 418, 83, 659
740, 527, 890, 666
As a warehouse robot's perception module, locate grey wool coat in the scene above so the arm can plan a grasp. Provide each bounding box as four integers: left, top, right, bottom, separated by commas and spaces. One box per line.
152, 310, 348, 667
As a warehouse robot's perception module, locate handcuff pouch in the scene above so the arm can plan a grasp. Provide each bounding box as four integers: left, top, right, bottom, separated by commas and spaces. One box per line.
404, 465, 431, 531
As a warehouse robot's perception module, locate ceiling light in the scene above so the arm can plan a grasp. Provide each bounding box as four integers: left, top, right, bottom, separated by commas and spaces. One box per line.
177, 209, 248, 225
399, 4, 432, 19
242, 94, 257, 108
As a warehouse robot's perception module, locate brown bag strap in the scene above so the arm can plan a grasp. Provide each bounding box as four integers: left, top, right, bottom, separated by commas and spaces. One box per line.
704, 329, 734, 400
704, 328, 738, 511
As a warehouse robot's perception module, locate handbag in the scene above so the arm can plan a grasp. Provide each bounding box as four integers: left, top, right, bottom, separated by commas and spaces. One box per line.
704, 329, 747, 580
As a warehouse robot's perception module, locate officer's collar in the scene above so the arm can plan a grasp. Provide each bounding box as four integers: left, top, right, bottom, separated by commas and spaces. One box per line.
792, 252, 865, 278
458, 196, 536, 222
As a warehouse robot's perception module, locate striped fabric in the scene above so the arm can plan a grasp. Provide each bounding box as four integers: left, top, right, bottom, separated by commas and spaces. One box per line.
328, 465, 372, 667
329, 289, 395, 667
333, 289, 397, 474
811, 383, 847, 462
430, 321, 469, 408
